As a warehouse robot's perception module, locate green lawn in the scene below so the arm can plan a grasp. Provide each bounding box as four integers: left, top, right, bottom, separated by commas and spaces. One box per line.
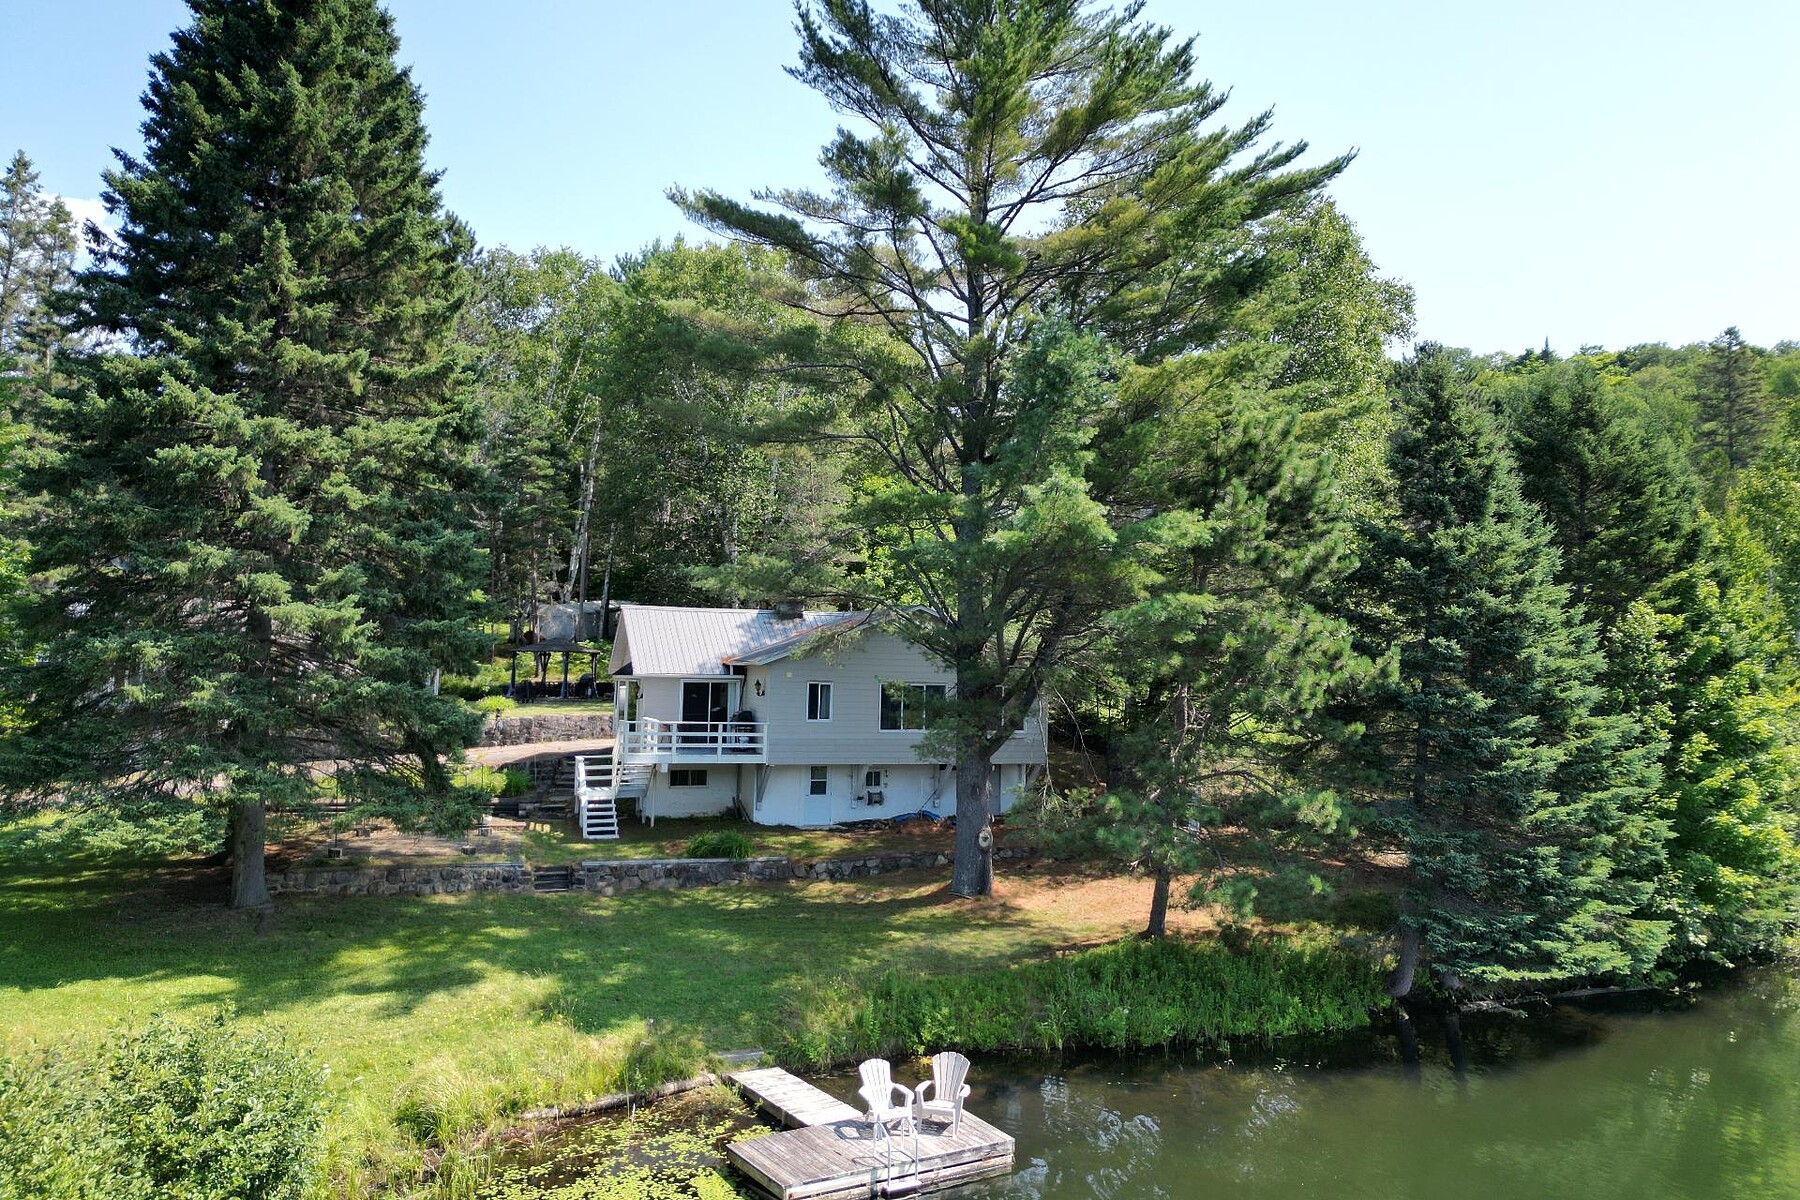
0, 848, 1081, 1197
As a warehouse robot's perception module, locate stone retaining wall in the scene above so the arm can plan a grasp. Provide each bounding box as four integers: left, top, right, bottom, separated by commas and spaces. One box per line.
266, 861, 531, 896
266, 846, 1032, 897
478, 711, 613, 746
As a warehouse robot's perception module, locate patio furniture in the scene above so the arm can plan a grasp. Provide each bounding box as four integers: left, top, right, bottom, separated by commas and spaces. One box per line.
857, 1058, 919, 1183
914, 1050, 972, 1134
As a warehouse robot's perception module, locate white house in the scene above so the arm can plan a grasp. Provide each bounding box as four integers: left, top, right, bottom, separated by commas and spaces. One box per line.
573, 603, 1047, 838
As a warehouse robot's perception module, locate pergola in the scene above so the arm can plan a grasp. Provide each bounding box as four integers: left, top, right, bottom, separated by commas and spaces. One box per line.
504, 639, 606, 700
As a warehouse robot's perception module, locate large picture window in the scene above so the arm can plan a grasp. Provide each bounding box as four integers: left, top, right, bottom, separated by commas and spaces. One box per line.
807, 681, 833, 721
879, 682, 947, 731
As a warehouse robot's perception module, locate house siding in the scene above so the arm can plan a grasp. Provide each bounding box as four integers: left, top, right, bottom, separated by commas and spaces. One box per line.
739, 631, 1046, 767
609, 617, 1046, 830
750, 762, 1032, 827
638, 762, 744, 820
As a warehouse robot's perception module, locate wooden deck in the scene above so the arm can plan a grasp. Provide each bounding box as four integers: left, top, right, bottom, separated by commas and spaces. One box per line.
727, 1068, 1014, 1200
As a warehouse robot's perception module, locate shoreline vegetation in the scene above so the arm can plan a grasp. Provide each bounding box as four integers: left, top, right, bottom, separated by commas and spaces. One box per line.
9, 834, 1779, 1200
0, 841, 1391, 1199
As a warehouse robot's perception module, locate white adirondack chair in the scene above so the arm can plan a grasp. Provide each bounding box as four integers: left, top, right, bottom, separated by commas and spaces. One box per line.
857, 1057, 919, 1172
914, 1050, 972, 1133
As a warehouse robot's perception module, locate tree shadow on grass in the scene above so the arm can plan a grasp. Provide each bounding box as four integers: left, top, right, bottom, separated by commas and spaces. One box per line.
0, 853, 1075, 1052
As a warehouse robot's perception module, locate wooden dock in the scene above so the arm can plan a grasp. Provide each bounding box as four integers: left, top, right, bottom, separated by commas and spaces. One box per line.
732, 1067, 864, 1128
727, 1068, 1014, 1200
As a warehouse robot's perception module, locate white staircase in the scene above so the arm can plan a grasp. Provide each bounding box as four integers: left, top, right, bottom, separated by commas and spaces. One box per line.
575, 753, 651, 841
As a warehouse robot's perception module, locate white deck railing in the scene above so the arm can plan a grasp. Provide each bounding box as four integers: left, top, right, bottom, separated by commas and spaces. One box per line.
618, 717, 768, 762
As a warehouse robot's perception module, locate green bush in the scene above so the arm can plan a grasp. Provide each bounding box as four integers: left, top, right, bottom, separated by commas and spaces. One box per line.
684, 828, 754, 860
0, 1047, 118, 1199
0, 1012, 327, 1200
100, 1011, 328, 1200
472, 694, 516, 716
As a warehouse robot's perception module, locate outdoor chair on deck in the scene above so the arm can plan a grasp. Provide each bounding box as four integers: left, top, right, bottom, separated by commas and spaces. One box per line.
914, 1050, 972, 1134
857, 1058, 919, 1168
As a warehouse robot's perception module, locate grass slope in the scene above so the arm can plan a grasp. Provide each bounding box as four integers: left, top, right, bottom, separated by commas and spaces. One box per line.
0, 849, 1386, 1197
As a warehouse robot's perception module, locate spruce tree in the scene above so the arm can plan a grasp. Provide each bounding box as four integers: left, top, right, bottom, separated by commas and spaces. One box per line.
1694, 326, 1770, 476
3, 0, 486, 907
0, 150, 79, 377
1506, 357, 1798, 961
1504, 359, 1702, 632
1340, 347, 1665, 995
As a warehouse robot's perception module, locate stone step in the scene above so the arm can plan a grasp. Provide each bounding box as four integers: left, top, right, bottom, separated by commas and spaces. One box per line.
533, 866, 574, 893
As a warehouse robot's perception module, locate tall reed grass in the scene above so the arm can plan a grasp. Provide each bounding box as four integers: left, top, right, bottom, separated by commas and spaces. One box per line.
767, 934, 1388, 1068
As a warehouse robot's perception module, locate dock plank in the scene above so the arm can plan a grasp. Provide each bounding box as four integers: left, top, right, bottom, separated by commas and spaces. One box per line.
731, 1067, 864, 1128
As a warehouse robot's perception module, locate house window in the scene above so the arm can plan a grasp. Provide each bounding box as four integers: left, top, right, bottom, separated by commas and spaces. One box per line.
879, 682, 948, 731
669, 769, 708, 787
808, 766, 829, 796
807, 681, 833, 721
864, 769, 884, 789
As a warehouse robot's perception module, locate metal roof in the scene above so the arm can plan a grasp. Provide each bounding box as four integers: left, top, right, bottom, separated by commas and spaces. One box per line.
609, 605, 868, 677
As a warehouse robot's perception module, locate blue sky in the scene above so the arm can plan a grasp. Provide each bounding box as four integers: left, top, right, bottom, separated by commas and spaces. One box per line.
4, 1, 1796, 353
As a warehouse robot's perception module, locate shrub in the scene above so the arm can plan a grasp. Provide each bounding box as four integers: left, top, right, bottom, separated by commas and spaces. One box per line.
99, 1010, 328, 1200
684, 828, 753, 860
0, 1047, 118, 1200
472, 694, 516, 716
0, 1012, 328, 1200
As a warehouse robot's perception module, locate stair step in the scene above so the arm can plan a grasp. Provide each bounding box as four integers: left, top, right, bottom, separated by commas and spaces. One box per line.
533, 866, 574, 893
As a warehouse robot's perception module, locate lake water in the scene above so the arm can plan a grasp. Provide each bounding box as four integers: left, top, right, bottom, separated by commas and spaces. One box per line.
926, 970, 1800, 1200
483, 968, 1800, 1199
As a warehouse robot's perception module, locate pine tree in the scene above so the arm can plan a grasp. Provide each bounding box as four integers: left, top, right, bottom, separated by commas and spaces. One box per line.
1077, 376, 1375, 937
675, 0, 1349, 895
2, 0, 487, 907
1340, 347, 1666, 995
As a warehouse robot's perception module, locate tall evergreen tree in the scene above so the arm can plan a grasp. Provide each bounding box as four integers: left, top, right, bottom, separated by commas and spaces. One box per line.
676, 0, 1348, 894
1694, 326, 1771, 476
1074, 370, 1375, 937
2, 0, 486, 907
1339, 347, 1666, 996
0, 150, 79, 379
1504, 358, 1702, 631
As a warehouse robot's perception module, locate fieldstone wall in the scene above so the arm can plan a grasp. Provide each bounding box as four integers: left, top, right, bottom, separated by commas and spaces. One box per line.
266, 861, 531, 896
478, 712, 613, 747
265, 845, 1033, 897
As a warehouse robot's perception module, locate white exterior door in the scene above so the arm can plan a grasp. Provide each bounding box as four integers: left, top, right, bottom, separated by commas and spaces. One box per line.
802, 794, 832, 827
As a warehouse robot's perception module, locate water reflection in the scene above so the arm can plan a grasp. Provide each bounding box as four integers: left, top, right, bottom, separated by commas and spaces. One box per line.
949, 970, 1800, 1200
